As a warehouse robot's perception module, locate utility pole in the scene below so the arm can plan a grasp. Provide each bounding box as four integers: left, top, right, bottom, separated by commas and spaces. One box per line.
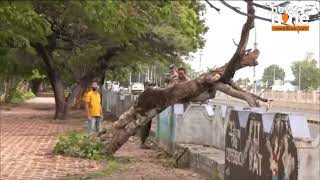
150, 66, 152, 83
273, 68, 276, 84
138, 72, 140, 83
154, 66, 157, 84
147, 67, 150, 82
138, 65, 141, 83
199, 50, 203, 72
253, 27, 257, 93
298, 65, 301, 91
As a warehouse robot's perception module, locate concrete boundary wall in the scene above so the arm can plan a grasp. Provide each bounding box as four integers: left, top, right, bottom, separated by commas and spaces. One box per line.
104, 92, 319, 179
174, 104, 230, 149
216, 90, 320, 104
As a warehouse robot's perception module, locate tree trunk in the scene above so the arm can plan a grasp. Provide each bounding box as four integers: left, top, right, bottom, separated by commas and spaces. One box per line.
4, 78, 9, 103
75, 88, 86, 109
32, 42, 66, 119
97, 0, 266, 155
62, 83, 82, 119
31, 79, 42, 95
98, 78, 213, 154
4, 77, 18, 103
100, 71, 105, 85
52, 78, 66, 119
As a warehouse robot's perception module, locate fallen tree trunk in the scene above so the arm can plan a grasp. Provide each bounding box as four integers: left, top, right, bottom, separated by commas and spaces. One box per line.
98, 0, 265, 155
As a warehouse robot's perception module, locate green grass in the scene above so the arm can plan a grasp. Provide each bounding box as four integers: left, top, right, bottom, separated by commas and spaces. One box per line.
10, 89, 35, 103
53, 131, 107, 161
166, 157, 177, 168
155, 149, 177, 168
54, 131, 125, 179
212, 169, 221, 180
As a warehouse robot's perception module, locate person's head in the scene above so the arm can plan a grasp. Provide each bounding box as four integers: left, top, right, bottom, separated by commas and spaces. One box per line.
91, 82, 99, 91
178, 67, 187, 80
169, 64, 178, 75
212, 72, 221, 81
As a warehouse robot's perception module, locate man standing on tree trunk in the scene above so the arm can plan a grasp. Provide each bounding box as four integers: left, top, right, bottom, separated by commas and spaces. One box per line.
139, 65, 191, 149
85, 82, 103, 135
165, 64, 179, 85
177, 67, 191, 83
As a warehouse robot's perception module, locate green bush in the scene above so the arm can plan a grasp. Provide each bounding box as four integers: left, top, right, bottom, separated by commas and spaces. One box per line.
53, 131, 106, 160
10, 89, 35, 103
22, 90, 35, 99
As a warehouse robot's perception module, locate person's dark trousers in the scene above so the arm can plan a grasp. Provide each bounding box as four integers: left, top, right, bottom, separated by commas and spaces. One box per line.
140, 120, 152, 145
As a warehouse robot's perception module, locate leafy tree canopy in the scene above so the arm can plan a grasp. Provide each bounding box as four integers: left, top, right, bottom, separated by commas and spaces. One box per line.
0, 1, 50, 47
291, 56, 320, 90
262, 64, 285, 87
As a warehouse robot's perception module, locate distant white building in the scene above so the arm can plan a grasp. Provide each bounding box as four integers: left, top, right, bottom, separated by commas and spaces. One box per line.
272, 81, 296, 91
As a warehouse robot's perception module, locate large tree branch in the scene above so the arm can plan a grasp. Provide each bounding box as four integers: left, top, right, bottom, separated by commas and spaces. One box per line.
229, 80, 268, 102
308, 12, 320, 22
204, 0, 221, 13
252, 2, 271, 11
220, 0, 257, 83
218, 0, 271, 22
219, 1, 320, 23
97, 0, 268, 155
215, 82, 258, 107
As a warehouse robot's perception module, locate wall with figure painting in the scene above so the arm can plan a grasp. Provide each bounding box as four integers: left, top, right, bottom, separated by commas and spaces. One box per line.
105, 92, 318, 180
225, 110, 304, 180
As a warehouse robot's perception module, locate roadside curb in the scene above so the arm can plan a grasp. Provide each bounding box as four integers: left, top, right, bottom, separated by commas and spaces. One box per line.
150, 133, 225, 180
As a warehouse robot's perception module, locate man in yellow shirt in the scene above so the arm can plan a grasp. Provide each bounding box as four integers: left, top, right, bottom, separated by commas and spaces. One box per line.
85, 82, 103, 135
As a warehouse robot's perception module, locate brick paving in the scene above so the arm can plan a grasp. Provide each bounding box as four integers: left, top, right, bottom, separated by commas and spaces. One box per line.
0, 98, 102, 180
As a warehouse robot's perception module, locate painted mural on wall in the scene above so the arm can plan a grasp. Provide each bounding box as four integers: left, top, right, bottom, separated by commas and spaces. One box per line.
266, 113, 298, 180
225, 110, 246, 180
225, 111, 298, 180
242, 113, 270, 179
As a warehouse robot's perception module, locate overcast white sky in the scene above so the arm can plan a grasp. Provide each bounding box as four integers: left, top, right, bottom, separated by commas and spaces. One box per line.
187, 1, 320, 81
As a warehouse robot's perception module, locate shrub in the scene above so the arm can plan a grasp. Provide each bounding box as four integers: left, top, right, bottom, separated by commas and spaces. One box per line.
10, 89, 35, 103
53, 131, 106, 160
22, 90, 35, 100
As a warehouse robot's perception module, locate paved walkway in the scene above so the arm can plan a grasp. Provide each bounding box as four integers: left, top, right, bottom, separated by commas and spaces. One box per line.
0, 98, 101, 179
0, 97, 206, 180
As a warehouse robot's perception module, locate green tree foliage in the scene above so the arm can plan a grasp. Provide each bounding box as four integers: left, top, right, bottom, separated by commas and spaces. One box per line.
30, 69, 46, 80
0, 0, 207, 118
26, 0, 207, 82
262, 64, 285, 87
1, 0, 207, 79
0, 1, 50, 47
291, 57, 320, 90
0, 47, 43, 79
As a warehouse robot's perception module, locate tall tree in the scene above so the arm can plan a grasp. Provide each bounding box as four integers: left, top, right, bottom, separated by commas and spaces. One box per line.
262, 64, 285, 87
291, 55, 320, 90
